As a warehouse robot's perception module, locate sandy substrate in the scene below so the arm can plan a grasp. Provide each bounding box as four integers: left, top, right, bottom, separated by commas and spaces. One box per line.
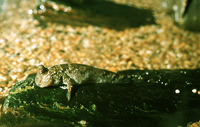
0, 0, 200, 101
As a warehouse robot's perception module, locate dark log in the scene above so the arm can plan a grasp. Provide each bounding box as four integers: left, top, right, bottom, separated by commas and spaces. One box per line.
1, 69, 200, 127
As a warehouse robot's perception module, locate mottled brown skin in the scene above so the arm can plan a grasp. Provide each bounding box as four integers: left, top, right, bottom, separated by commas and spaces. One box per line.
35, 63, 130, 101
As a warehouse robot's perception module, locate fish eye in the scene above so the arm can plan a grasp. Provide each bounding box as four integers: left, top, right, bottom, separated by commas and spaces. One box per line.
38, 65, 48, 74
39, 69, 46, 74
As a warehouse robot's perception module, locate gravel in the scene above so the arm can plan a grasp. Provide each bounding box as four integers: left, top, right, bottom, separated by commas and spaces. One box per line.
0, 0, 200, 100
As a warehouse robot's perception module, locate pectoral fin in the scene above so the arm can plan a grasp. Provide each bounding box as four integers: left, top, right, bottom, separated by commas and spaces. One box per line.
63, 75, 73, 101
66, 83, 72, 101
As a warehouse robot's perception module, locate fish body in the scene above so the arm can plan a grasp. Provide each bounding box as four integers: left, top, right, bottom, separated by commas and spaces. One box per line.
35, 63, 130, 101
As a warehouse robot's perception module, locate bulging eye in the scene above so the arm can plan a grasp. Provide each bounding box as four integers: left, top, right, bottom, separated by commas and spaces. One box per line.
38, 65, 48, 74
39, 69, 46, 74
